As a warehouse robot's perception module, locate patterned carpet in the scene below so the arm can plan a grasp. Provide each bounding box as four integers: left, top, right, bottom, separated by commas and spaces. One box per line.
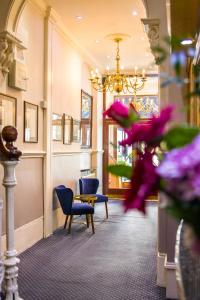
18, 201, 166, 300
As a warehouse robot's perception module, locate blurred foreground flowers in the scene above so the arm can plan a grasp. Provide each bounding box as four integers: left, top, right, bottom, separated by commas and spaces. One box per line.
104, 101, 200, 254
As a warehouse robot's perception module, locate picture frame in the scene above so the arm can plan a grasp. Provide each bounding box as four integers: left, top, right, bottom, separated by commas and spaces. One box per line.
113, 95, 159, 119
72, 119, 80, 143
52, 113, 63, 141
24, 101, 38, 143
81, 90, 93, 119
0, 93, 16, 131
63, 114, 72, 144
81, 90, 93, 148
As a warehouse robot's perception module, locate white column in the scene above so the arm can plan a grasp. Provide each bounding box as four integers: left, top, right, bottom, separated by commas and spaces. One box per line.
1, 161, 22, 300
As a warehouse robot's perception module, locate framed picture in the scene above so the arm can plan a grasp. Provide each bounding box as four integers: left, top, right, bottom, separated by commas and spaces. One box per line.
24, 101, 38, 143
52, 113, 63, 141
63, 114, 72, 144
72, 119, 80, 143
81, 90, 93, 148
0, 93, 16, 130
81, 90, 93, 119
80, 120, 91, 148
113, 95, 159, 119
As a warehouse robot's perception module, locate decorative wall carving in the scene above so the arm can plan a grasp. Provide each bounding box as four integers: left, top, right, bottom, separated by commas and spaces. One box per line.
141, 18, 160, 57
0, 31, 23, 85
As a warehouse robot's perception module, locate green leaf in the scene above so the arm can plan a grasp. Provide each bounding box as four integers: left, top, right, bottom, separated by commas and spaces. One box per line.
107, 164, 132, 179
163, 126, 200, 150
119, 110, 139, 128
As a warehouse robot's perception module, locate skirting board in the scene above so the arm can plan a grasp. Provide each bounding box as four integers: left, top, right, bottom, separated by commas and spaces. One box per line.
157, 252, 166, 287
164, 257, 178, 299
2, 216, 44, 254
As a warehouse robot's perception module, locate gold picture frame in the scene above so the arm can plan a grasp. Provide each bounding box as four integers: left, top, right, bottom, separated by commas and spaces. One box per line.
52, 113, 63, 141
24, 101, 38, 143
72, 119, 80, 143
81, 90, 93, 148
0, 93, 16, 131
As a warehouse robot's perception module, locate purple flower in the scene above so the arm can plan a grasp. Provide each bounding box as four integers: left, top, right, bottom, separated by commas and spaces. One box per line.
170, 51, 186, 66
157, 134, 200, 201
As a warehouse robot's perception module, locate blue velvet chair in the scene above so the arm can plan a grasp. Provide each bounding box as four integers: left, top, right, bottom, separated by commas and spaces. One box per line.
55, 185, 95, 234
79, 178, 109, 218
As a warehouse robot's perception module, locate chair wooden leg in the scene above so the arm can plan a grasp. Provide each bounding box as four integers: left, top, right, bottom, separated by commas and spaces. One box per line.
68, 215, 73, 234
64, 215, 69, 229
86, 214, 89, 228
91, 214, 95, 234
105, 202, 108, 219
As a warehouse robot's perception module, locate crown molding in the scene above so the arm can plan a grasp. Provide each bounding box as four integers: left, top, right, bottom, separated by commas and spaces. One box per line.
27, 0, 47, 16
45, 7, 103, 72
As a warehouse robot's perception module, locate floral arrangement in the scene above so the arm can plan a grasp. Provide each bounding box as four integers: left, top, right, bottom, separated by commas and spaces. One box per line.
103, 37, 200, 254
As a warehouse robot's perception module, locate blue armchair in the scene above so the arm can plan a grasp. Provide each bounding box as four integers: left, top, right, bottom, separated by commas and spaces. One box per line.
55, 185, 95, 234
79, 178, 108, 218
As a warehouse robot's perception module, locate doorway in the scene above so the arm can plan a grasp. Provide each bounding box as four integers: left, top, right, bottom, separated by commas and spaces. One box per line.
103, 119, 137, 196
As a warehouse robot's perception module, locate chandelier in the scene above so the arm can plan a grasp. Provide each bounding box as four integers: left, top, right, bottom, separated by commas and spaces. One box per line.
89, 34, 147, 96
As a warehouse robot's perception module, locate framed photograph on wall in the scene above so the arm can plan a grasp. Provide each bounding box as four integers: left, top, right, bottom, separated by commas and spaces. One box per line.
72, 119, 80, 143
24, 101, 38, 143
0, 93, 16, 130
52, 113, 63, 141
81, 90, 93, 148
63, 114, 72, 144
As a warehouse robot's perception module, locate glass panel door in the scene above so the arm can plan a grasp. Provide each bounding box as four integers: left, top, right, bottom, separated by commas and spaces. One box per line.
103, 121, 136, 195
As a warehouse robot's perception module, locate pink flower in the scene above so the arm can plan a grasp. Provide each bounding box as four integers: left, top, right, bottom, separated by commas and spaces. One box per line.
124, 151, 159, 214
120, 106, 174, 147
103, 100, 129, 121
103, 100, 138, 128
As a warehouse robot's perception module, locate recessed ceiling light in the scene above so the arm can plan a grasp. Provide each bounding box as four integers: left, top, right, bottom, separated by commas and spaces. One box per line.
181, 38, 193, 45
132, 11, 138, 16
120, 65, 124, 70
106, 55, 110, 59
75, 15, 83, 21
146, 53, 150, 57
95, 39, 100, 44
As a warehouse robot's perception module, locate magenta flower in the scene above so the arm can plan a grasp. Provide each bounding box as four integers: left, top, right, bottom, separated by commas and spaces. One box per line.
157, 134, 200, 201
120, 106, 174, 147
124, 151, 159, 214
103, 100, 129, 124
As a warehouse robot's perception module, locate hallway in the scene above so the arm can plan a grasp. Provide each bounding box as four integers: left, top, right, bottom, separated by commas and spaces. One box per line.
18, 201, 166, 300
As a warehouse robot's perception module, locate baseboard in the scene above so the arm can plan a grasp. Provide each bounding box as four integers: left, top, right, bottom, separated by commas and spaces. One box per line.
53, 207, 65, 231
2, 216, 44, 254
157, 252, 166, 287
164, 257, 178, 299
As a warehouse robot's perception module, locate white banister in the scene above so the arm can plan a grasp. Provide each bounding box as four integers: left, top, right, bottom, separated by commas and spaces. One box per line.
0, 126, 22, 299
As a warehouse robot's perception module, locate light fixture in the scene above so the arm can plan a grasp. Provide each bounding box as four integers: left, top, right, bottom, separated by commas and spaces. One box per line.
89, 34, 146, 95
181, 38, 194, 45
132, 11, 138, 16
75, 15, 83, 21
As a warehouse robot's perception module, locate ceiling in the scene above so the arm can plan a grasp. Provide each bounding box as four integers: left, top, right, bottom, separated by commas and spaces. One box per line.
45, 0, 157, 73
